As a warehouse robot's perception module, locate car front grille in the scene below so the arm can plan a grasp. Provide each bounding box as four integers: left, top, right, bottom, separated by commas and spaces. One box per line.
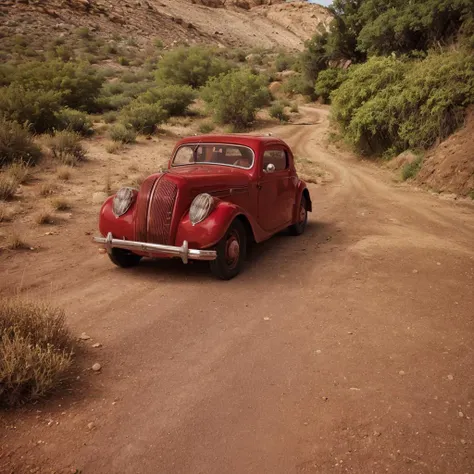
135, 176, 158, 242
147, 177, 178, 245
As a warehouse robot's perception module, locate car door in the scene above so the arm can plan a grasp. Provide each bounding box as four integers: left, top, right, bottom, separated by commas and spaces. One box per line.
257, 147, 295, 231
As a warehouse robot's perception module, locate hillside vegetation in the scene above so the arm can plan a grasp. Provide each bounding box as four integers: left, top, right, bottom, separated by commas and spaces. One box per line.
300, 0, 474, 193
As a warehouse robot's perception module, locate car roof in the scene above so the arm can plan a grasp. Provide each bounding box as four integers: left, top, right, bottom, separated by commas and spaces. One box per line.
176, 134, 288, 149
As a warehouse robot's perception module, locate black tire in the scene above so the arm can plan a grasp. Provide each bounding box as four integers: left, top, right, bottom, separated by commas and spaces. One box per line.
108, 248, 142, 268
289, 195, 308, 236
210, 219, 247, 280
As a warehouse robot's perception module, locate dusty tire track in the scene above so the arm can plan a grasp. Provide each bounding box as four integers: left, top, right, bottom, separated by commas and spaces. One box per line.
1, 107, 474, 474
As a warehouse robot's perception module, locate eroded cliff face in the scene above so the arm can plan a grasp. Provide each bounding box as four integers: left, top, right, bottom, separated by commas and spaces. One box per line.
1, 0, 331, 50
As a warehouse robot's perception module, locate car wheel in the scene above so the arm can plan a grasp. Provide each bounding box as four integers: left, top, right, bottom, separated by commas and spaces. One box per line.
289, 196, 308, 236
210, 219, 247, 280
108, 248, 142, 268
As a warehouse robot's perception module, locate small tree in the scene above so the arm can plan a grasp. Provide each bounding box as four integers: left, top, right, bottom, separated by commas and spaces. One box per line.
156, 46, 231, 89
120, 102, 167, 135
139, 85, 196, 116
201, 69, 270, 129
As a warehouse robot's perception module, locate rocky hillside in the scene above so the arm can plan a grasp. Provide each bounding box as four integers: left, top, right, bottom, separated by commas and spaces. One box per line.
0, 0, 331, 50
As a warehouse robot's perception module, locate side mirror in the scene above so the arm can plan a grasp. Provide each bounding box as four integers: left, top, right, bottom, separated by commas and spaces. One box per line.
265, 163, 276, 173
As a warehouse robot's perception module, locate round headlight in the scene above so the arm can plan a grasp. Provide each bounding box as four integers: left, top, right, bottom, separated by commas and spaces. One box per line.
112, 187, 136, 217
189, 193, 215, 225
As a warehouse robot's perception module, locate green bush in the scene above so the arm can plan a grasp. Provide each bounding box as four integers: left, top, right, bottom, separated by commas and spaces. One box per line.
139, 85, 196, 116
156, 46, 232, 88
198, 121, 215, 134
0, 298, 74, 407
103, 111, 118, 123
282, 74, 315, 99
0, 86, 62, 133
402, 156, 423, 181
275, 52, 296, 72
269, 102, 289, 122
0, 118, 42, 167
0, 60, 104, 112
120, 102, 167, 135
201, 69, 270, 129
109, 123, 137, 143
331, 51, 474, 156
56, 108, 93, 136
48, 131, 86, 166
314, 68, 348, 103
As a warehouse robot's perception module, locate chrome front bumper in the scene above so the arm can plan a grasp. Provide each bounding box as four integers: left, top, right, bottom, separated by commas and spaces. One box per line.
94, 232, 216, 264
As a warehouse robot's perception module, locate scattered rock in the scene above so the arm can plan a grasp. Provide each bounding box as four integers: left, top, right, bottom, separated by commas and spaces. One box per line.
87, 422, 95, 430
399, 370, 406, 376
79, 332, 91, 341
322, 396, 328, 401
263, 317, 270, 321
373, 431, 382, 437
92, 343, 102, 348
458, 411, 464, 418
447, 374, 454, 381
412, 269, 418, 274
460, 439, 466, 445
92, 363, 102, 372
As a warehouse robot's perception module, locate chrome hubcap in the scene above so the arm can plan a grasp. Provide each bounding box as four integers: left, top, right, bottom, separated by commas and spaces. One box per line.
299, 204, 306, 223
225, 232, 240, 269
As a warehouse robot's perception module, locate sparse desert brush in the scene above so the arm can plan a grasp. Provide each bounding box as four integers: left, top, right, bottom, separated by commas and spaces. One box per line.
198, 121, 215, 134
109, 123, 136, 144
0, 298, 74, 406
49, 131, 86, 166
56, 108, 93, 136
56, 165, 73, 181
5, 231, 29, 250
35, 209, 55, 225
105, 141, 123, 154
0, 118, 42, 167
103, 111, 118, 124
39, 181, 56, 197
269, 102, 289, 122
7, 162, 30, 184
290, 103, 299, 113
0, 174, 19, 201
51, 197, 71, 211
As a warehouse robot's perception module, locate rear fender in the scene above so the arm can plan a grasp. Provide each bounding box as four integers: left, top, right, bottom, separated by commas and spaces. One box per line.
293, 182, 312, 223
175, 200, 252, 249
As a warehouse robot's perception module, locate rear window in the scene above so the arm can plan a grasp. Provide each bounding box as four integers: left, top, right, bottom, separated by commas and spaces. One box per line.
172, 144, 254, 169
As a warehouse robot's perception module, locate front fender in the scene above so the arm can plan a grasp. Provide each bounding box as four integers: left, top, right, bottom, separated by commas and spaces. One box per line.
98, 195, 137, 241
175, 201, 245, 249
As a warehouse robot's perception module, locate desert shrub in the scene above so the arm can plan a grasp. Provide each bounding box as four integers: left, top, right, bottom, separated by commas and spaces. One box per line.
0, 119, 42, 167
290, 103, 299, 113
138, 85, 196, 116
39, 182, 57, 197
56, 165, 73, 181
275, 52, 296, 72
198, 121, 215, 134
118, 56, 130, 66
156, 46, 232, 88
51, 197, 71, 211
55, 108, 93, 136
109, 123, 137, 143
0, 299, 74, 406
0, 86, 62, 133
48, 131, 86, 166
332, 51, 474, 155
1, 60, 104, 112
0, 175, 19, 201
269, 102, 289, 122
7, 162, 30, 184
35, 210, 54, 225
120, 102, 167, 135
105, 141, 123, 153
402, 156, 423, 180
314, 68, 348, 103
282, 74, 315, 99
201, 69, 270, 129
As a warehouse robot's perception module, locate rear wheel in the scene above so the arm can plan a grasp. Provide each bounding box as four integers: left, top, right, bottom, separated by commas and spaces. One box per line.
210, 219, 247, 280
108, 248, 142, 268
289, 196, 308, 236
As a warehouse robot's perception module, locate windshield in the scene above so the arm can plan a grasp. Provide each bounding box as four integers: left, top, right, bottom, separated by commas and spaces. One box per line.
172, 144, 254, 169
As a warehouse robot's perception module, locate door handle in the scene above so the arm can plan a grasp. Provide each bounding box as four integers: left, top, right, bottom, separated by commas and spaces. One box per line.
257, 184, 262, 190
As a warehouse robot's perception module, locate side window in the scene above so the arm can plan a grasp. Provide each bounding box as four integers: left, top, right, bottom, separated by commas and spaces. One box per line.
263, 149, 288, 172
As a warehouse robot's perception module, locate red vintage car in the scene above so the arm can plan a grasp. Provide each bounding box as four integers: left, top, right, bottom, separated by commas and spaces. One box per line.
94, 134, 311, 279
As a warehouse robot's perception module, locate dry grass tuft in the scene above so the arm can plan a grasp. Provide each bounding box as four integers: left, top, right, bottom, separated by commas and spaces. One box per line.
0, 175, 19, 201
5, 232, 29, 250
51, 197, 71, 211
48, 131, 86, 166
7, 163, 30, 184
105, 141, 123, 154
39, 182, 57, 197
56, 166, 73, 181
0, 298, 74, 406
35, 210, 55, 225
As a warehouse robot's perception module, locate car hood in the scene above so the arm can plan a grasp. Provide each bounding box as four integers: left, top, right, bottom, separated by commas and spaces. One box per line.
166, 165, 250, 193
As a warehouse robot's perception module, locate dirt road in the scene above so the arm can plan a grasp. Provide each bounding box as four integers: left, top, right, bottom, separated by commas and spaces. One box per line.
1, 107, 474, 473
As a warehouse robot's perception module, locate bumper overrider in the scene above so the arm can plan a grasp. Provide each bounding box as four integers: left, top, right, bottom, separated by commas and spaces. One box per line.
94, 232, 217, 264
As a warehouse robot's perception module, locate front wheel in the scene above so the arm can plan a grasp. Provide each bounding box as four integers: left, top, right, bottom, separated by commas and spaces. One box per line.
210, 219, 247, 280
108, 248, 142, 268
288, 196, 308, 236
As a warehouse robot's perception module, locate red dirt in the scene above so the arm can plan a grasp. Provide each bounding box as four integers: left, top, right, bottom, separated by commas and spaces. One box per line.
1, 107, 474, 474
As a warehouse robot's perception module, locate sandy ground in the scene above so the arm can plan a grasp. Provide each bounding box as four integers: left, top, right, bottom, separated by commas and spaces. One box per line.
1, 107, 474, 473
